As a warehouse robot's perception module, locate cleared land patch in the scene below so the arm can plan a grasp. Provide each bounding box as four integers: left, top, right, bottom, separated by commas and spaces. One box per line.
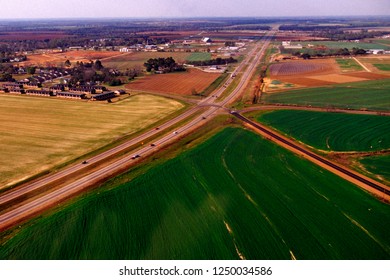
1, 128, 389, 260
262, 79, 390, 111
257, 110, 390, 152
125, 68, 221, 95
21, 50, 119, 66
0, 94, 184, 188
267, 58, 389, 90
269, 60, 335, 76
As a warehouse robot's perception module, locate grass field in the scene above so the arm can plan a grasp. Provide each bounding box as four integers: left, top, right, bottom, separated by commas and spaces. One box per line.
0, 94, 184, 188
359, 155, 390, 183
336, 58, 363, 71
262, 79, 390, 111
1, 128, 389, 260
187, 52, 211, 61
303, 41, 390, 50
103, 52, 206, 70
257, 110, 390, 152
374, 64, 390, 71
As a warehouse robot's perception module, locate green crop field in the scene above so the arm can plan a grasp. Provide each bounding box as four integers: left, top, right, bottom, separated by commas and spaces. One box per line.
257, 110, 390, 152
359, 155, 390, 183
262, 79, 390, 110
187, 52, 211, 61
0, 94, 184, 188
103, 52, 205, 70
374, 64, 390, 71
303, 41, 390, 50
1, 128, 389, 260
336, 58, 363, 71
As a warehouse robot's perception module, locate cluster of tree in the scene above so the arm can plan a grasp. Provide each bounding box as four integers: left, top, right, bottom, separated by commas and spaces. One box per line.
223, 25, 270, 31
186, 57, 237, 67
282, 47, 367, 58
0, 52, 27, 63
279, 24, 342, 31
68, 60, 141, 86
144, 57, 185, 73
317, 30, 390, 41
225, 41, 236, 47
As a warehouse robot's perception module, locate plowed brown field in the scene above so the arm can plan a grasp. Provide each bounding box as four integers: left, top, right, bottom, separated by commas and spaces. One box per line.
20, 50, 119, 66
268, 58, 390, 89
125, 68, 220, 95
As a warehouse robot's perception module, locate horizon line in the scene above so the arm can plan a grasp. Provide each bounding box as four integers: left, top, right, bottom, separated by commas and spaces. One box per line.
0, 15, 390, 21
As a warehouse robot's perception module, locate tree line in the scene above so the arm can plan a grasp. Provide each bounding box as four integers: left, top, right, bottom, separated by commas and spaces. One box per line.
186, 57, 237, 67
144, 57, 185, 73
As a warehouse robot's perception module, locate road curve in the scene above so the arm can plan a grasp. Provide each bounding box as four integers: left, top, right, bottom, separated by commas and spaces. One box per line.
231, 112, 390, 201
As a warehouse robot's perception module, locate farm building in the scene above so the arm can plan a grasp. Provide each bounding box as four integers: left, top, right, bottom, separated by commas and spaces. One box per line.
3, 83, 23, 89
25, 89, 55, 97
114, 89, 126, 95
93, 85, 107, 93
0, 87, 9, 93
119, 47, 132, 53
57, 92, 87, 99
92, 91, 116, 101
50, 84, 65, 92
9, 88, 25, 94
69, 86, 96, 94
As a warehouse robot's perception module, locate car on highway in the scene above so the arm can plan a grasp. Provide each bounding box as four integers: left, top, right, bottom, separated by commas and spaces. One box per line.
131, 154, 141, 159
82, 160, 88, 164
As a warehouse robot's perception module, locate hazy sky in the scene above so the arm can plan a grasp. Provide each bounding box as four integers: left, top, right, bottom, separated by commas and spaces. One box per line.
1, 0, 389, 19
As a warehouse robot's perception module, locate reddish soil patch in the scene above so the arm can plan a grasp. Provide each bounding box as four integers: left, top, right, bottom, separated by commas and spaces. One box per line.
346, 72, 390, 80
125, 68, 220, 95
20, 50, 119, 66
270, 59, 336, 76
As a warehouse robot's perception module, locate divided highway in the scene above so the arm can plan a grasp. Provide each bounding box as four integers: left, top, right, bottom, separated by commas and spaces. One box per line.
0, 31, 275, 231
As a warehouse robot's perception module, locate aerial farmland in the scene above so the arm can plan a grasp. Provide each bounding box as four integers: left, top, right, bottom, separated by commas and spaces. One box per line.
0, 14, 390, 266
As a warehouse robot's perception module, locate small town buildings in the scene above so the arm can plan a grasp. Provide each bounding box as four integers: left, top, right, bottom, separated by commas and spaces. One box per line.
25, 89, 55, 97
57, 91, 87, 99
114, 89, 126, 95
92, 91, 116, 101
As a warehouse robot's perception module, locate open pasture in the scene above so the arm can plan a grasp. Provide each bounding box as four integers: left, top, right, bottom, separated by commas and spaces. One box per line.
1, 128, 389, 260
103, 51, 203, 70
358, 56, 390, 72
303, 41, 390, 50
257, 110, 390, 152
0, 94, 183, 188
125, 68, 220, 95
336, 58, 364, 72
262, 79, 390, 111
